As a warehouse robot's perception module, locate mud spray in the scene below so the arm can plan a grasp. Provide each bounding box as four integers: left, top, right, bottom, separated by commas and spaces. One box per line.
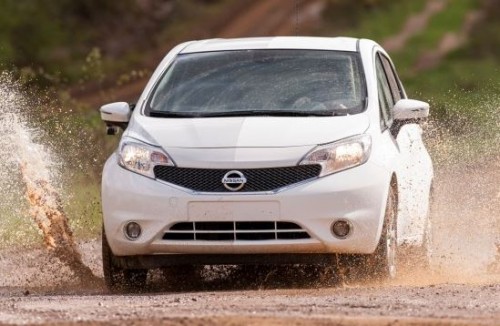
396, 90, 500, 285
0, 73, 98, 286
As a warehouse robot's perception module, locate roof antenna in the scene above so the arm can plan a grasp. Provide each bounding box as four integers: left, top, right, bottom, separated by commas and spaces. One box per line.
295, 0, 300, 36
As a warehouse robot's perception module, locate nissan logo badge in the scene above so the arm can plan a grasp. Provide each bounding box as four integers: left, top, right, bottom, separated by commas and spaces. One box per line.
222, 170, 247, 191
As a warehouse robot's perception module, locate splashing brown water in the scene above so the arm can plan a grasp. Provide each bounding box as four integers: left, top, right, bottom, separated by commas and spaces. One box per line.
398, 91, 500, 284
20, 164, 97, 283
0, 73, 98, 284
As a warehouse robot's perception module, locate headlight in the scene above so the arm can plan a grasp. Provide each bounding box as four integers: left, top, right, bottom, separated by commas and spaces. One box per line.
300, 134, 371, 177
118, 140, 174, 178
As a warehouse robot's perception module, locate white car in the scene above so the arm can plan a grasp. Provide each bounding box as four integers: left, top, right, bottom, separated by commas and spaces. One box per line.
100, 37, 433, 291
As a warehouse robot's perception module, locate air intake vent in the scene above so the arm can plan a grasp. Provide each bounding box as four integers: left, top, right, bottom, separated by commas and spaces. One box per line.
163, 221, 310, 241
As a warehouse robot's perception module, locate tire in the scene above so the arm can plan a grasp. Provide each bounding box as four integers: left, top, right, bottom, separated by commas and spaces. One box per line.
102, 228, 148, 293
372, 184, 398, 279
344, 185, 398, 281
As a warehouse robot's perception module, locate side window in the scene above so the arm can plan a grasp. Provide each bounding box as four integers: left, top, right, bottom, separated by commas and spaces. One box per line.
380, 54, 403, 103
375, 54, 393, 130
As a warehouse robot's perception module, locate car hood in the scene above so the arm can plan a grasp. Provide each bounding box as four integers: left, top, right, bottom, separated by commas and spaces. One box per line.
128, 114, 370, 149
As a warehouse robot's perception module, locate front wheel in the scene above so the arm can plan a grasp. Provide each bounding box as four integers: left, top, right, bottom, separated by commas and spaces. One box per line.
102, 228, 148, 292
372, 184, 398, 279
343, 185, 398, 281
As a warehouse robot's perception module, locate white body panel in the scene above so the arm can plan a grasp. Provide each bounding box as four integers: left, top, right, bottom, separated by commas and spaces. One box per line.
101, 36, 433, 260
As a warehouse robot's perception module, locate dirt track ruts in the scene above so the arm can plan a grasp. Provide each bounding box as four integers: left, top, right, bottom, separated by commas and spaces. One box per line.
0, 282, 499, 325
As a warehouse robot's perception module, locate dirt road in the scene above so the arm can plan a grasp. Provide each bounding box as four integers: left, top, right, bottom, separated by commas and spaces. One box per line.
0, 281, 498, 325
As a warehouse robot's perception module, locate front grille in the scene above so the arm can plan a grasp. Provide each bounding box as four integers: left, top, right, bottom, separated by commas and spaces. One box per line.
163, 221, 311, 241
153, 165, 321, 192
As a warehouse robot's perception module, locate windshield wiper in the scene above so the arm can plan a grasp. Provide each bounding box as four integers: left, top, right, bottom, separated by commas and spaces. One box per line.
149, 110, 200, 118
149, 109, 349, 118
197, 110, 347, 117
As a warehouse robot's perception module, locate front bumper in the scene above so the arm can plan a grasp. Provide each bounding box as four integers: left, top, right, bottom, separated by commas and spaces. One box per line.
102, 154, 391, 257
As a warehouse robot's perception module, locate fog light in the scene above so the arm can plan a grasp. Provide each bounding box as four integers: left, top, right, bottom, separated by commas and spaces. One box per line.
332, 220, 351, 238
125, 222, 142, 240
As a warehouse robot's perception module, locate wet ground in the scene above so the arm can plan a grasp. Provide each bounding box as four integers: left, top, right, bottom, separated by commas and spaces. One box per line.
0, 280, 499, 325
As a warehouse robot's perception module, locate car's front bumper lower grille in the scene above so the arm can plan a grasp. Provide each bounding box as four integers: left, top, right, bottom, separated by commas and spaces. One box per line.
153, 165, 321, 192
163, 221, 311, 241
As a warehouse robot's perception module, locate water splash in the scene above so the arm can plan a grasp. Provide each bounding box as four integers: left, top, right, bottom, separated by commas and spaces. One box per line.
0, 72, 97, 283
419, 91, 500, 282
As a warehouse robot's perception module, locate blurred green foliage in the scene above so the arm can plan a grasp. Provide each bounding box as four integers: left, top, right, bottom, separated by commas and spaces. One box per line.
322, 0, 394, 31
0, 1, 129, 78
468, 0, 500, 60
0, 0, 226, 84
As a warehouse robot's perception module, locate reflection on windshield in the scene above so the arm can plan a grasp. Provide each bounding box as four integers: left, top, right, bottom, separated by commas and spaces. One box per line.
148, 50, 366, 117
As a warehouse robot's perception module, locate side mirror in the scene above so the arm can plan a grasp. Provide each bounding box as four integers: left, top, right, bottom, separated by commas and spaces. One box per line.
393, 99, 429, 121
100, 102, 132, 135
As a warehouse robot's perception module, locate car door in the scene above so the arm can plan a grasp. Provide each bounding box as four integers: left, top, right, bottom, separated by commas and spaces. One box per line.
376, 53, 433, 246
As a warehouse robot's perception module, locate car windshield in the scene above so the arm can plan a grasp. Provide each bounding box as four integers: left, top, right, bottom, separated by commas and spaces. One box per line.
147, 49, 366, 117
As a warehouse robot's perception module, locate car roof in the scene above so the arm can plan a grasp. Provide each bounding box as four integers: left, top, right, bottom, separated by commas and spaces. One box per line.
180, 36, 361, 54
